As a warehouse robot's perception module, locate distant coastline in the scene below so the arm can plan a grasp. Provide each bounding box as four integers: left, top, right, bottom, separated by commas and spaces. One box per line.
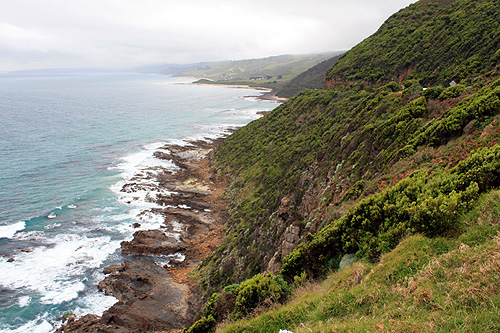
191, 79, 289, 103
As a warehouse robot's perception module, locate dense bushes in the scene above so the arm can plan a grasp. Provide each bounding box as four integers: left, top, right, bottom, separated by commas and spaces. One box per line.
325, 0, 500, 87
185, 274, 290, 333
412, 78, 500, 146
198, 76, 500, 296
281, 145, 500, 279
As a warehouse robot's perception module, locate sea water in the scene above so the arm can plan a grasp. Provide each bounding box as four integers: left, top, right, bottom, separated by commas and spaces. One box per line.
0, 72, 278, 332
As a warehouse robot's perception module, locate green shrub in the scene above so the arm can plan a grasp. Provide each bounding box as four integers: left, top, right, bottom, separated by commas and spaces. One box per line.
379, 81, 401, 93
233, 274, 288, 317
183, 315, 216, 333
439, 84, 466, 100
281, 144, 500, 279
422, 86, 444, 99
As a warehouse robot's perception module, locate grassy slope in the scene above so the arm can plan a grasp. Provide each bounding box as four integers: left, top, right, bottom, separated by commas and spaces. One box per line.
220, 190, 500, 332
185, 0, 500, 331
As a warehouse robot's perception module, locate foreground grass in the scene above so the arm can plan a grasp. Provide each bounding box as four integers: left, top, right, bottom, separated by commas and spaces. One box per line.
218, 190, 500, 333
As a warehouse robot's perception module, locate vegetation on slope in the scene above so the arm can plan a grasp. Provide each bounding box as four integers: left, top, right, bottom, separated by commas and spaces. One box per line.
186, 0, 500, 331
219, 190, 500, 332
325, 0, 500, 87
274, 54, 343, 98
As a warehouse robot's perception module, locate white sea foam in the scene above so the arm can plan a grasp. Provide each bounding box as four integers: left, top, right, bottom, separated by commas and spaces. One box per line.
73, 291, 118, 317
170, 252, 185, 262
18, 296, 31, 307
105, 209, 164, 235
13, 230, 46, 242
0, 221, 25, 239
44, 223, 61, 230
109, 141, 179, 213
171, 220, 183, 233
111, 141, 178, 180
184, 125, 238, 142
4, 316, 53, 333
0, 233, 121, 305
136, 210, 165, 225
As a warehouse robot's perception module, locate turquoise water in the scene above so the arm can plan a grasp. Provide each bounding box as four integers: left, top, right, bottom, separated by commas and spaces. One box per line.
0, 72, 278, 332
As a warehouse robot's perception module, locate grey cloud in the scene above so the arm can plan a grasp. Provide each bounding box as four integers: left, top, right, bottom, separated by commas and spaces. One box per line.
0, 0, 416, 71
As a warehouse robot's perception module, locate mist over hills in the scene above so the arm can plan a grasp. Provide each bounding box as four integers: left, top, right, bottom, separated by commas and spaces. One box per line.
135, 52, 343, 95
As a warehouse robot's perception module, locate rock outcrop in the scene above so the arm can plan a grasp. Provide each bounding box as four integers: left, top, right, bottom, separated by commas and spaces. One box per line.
58, 259, 200, 332
57, 139, 229, 332
121, 230, 186, 256
98, 259, 200, 331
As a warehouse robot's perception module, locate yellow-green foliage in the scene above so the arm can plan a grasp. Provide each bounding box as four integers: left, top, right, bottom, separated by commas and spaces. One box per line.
219, 191, 500, 332
185, 275, 291, 332
282, 145, 500, 279
182, 315, 216, 333
233, 274, 285, 316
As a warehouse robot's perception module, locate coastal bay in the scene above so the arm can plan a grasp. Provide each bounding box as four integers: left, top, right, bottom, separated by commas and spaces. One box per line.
0, 73, 278, 332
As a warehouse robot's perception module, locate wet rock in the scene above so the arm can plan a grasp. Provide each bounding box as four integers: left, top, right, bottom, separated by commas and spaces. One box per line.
59, 139, 228, 332
98, 259, 200, 331
154, 151, 173, 160
58, 259, 200, 332
121, 230, 186, 256
55, 314, 103, 332
103, 264, 125, 275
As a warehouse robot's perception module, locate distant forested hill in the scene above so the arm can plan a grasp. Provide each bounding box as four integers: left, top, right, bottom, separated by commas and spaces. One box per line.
136, 53, 343, 97
273, 54, 343, 98
176, 52, 341, 89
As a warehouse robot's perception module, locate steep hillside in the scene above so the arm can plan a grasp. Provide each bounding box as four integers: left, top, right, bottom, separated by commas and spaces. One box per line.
219, 191, 500, 332
186, 0, 500, 331
324, 0, 500, 88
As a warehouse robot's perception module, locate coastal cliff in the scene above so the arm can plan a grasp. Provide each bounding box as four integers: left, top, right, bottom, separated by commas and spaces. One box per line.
187, 0, 500, 331
59, 0, 500, 331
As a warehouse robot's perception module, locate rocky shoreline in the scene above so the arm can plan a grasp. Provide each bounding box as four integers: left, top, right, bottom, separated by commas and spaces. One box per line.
57, 138, 230, 332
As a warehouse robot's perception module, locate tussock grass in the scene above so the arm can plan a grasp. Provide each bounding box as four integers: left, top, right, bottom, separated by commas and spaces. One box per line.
218, 190, 500, 333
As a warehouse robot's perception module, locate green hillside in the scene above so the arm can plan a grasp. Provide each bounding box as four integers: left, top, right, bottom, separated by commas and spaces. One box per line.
274, 54, 343, 98
185, 0, 500, 332
178, 52, 340, 89
324, 0, 500, 87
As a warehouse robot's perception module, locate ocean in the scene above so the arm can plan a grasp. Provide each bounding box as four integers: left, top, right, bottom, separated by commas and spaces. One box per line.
0, 72, 278, 332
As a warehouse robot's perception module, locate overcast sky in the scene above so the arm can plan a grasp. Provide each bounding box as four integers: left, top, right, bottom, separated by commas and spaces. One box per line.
0, 0, 416, 71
